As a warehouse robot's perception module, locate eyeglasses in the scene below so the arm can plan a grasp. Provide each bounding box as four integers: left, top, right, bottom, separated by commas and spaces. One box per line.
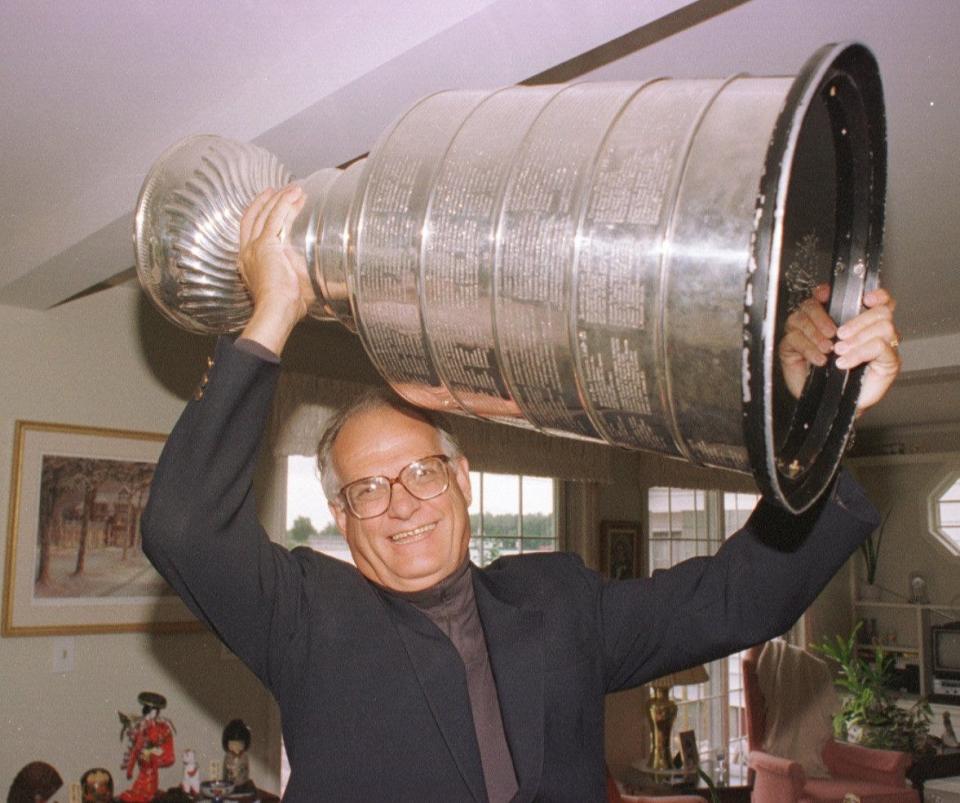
338, 454, 452, 519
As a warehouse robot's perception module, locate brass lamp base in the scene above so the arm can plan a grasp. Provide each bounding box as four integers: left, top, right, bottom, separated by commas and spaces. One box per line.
648, 686, 678, 771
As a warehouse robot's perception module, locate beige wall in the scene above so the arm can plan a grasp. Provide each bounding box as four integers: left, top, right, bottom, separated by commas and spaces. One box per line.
848, 454, 960, 610
805, 452, 960, 651
7, 282, 940, 791
0, 288, 279, 793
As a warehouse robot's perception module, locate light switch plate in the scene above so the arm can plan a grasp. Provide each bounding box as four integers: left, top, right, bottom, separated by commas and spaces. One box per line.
52, 636, 75, 673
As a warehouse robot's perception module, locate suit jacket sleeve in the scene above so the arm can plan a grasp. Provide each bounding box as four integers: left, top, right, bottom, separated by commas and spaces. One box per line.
142, 336, 304, 691
599, 472, 880, 693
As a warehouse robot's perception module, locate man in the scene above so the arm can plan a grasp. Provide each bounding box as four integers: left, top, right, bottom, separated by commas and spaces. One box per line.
142, 185, 901, 801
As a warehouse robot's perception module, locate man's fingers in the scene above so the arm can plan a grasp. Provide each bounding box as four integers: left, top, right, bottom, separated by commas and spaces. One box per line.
249, 187, 284, 241
779, 329, 828, 367
840, 287, 901, 416
239, 188, 274, 248
259, 184, 304, 243
835, 318, 901, 370
836, 288, 896, 339
800, 292, 837, 340
863, 287, 896, 312
785, 307, 834, 353
836, 302, 895, 343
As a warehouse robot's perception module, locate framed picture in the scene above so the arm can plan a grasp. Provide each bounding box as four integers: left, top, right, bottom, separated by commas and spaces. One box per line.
3, 420, 201, 636
600, 520, 642, 580
678, 729, 699, 768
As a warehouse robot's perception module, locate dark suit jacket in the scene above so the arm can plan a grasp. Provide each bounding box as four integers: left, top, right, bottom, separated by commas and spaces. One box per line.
142, 338, 880, 802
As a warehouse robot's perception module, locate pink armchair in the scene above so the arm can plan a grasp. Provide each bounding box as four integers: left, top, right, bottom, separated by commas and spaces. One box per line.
743, 644, 919, 803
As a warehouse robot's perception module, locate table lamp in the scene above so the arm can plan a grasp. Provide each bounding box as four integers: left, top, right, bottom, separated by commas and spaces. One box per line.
647, 664, 710, 771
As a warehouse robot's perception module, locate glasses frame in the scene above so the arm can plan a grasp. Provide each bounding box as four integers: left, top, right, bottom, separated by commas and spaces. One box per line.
337, 453, 452, 519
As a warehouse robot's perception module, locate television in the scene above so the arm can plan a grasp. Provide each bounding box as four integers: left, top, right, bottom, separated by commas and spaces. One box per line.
931, 621, 960, 699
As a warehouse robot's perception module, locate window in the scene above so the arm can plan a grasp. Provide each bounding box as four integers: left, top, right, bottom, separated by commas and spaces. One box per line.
930, 472, 960, 556
468, 471, 558, 565
285, 455, 352, 562
647, 485, 760, 783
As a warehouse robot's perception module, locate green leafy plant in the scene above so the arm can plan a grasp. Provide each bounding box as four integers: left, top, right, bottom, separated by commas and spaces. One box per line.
859, 509, 891, 585
814, 621, 931, 753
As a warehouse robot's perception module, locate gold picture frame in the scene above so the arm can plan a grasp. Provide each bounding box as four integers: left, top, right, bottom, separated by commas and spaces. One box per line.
600, 520, 642, 580
3, 420, 201, 636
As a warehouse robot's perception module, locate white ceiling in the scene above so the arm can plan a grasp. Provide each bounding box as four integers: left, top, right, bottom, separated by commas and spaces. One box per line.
1, 0, 958, 439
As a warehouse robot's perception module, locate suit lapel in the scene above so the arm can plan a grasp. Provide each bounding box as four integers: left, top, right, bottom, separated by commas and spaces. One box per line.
473, 567, 545, 803
379, 593, 488, 803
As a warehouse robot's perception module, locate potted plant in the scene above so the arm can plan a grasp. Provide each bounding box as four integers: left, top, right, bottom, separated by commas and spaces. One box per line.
814, 622, 931, 753
859, 509, 891, 600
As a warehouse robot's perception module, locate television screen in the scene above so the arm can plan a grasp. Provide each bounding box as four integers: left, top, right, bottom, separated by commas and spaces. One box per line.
934, 628, 960, 672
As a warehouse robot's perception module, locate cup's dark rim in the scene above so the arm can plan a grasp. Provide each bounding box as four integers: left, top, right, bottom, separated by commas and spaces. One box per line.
745, 41, 887, 513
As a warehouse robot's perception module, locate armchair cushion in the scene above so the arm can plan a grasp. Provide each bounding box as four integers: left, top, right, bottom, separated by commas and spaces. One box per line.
749, 749, 918, 803
800, 777, 918, 803
757, 639, 838, 778
821, 739, 912, 786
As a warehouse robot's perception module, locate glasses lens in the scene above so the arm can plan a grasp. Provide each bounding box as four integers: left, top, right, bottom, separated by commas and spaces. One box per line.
400, 456, 449, 500
341, 456, 451, 519
345, 476, 390, 519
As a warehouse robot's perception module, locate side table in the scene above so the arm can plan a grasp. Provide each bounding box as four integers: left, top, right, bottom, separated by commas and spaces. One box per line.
907, 750, 960, 795
624, 763, 751, 803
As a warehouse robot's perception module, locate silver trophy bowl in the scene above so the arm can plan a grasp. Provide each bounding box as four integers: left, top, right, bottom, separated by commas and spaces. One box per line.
134, 42, 886, 513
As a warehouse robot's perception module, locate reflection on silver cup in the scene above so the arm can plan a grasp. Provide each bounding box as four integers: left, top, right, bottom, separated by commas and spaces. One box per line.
134, 42, 885, 513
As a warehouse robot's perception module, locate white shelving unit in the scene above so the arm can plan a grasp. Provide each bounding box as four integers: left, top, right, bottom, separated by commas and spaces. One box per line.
851, 600, 960, 698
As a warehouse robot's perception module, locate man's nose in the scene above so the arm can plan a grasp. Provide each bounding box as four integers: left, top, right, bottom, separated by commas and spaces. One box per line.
387, 481, 420, 518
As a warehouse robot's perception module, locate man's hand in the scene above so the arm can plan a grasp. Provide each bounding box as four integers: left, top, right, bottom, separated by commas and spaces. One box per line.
778, 284, 901, 416
237, 185, 314, 355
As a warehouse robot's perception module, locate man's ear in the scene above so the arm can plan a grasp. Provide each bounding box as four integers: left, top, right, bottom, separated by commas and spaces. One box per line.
453, 455, 471, 507
329, 499, 349, 537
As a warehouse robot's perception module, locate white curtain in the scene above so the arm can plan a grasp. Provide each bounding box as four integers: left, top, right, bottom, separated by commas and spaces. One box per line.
562, 480, 602, 568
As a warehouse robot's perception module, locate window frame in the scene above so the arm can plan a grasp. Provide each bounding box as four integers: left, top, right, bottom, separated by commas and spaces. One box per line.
468, 469, 561, 566
928, 469, 960, 557
646, 484, 759, 783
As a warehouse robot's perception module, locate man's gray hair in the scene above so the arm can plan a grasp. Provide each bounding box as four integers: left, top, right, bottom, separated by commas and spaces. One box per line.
316, 387, 463, 502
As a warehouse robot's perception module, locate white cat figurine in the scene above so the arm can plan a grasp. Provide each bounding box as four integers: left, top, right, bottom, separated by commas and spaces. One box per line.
181, 748, 201, 794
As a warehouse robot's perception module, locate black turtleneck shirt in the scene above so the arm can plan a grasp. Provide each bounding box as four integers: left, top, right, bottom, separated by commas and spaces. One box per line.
386, 559, 520, 803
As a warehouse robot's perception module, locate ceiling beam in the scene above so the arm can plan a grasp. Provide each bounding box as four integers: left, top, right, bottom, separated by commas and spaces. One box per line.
0, 0, 722, 310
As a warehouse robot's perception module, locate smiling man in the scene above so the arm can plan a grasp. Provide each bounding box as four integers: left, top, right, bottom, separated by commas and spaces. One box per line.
142, 185, 902, 802
322, 400, 473, 592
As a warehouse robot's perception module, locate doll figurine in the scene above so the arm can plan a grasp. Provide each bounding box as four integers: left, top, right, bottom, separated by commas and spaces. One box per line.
80, 768, 113, 803
221, 719, 252, 789
119, 692, 176, 802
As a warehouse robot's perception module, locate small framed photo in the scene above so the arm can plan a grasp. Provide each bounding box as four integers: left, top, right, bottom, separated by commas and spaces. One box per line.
679, 729, 699, 768
3, 420, 202, 636
600, 520, 642, 580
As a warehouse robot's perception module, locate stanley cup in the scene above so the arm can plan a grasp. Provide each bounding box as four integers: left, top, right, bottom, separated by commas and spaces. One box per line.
134, 42, 886, 513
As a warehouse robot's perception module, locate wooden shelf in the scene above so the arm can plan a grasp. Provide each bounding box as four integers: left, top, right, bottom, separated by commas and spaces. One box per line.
854, 601, 960, 611
856, 643, 920, 655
